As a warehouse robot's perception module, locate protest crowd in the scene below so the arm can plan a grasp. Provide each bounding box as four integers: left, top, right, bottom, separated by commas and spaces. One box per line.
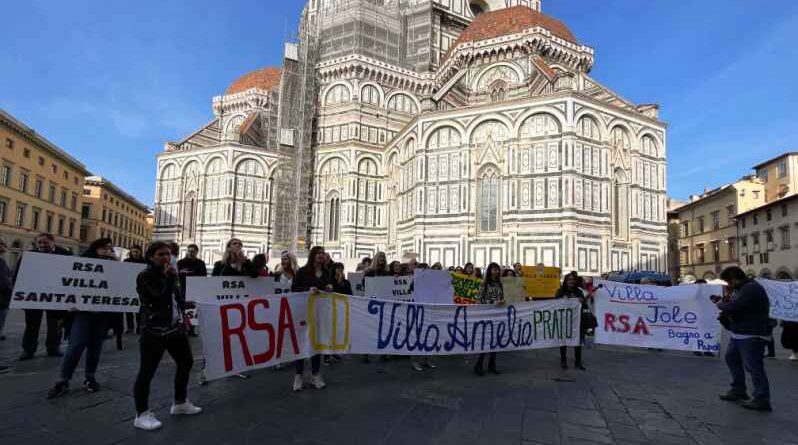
2, 232, 797, 431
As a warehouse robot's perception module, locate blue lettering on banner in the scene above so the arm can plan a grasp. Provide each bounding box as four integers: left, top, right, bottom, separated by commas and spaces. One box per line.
606, 284, 657, 303
645, 305, 698, 327
367, 301, 574, 353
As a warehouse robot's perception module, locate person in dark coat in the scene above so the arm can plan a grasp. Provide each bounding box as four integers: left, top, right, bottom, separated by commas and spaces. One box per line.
0, 238, 12, 341
177, 244, 207, 337
715, 266, 774, 412
132, 241, 201, 431
123, 245, 148, 334
291, 246, 333, 392
556, 271, 588, 370
17, 233, 72, 360
211, 238, 262, 278
47, 238, 116, 398
782, 321, 798, 361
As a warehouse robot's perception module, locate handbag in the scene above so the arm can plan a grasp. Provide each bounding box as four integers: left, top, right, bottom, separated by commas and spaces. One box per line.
581, 307, 598, 330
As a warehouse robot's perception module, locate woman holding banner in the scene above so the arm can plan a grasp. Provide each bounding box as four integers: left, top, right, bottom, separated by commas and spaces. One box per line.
474, 263, 504, 376
291, 246, 333, 392
132, 241, 201, 431
47, 238, 117, 399
555, 272, 588, 370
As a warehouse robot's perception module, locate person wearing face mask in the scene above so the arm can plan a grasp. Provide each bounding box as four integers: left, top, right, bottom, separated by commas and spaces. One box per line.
556, 272, 588, 371
47, 238, 116, 398
17, 233, 73, 360
291, 246, 333, 392
133, 241, 201, 431
473, 262, 504, 376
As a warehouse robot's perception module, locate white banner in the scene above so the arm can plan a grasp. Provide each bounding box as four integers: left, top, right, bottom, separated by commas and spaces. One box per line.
10, 252, 145, 313
413, 269, 455, 304
197, 290, 581, 380
364, 275, 414, 301
757, 278, 798, 322
594, 281, 722, 353
186, 276, 292, 303
348, 272, 365, 297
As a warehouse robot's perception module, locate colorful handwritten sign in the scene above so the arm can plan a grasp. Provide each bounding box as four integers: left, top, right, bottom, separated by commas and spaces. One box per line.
451, 273, 482, 304
520, 265, 561, 298
593, 280, 722, 353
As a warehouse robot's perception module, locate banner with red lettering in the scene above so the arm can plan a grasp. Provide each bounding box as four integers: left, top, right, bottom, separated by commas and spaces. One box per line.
593, 281, 722, 352
11, 252, 145, 313
197, 290, 581, 381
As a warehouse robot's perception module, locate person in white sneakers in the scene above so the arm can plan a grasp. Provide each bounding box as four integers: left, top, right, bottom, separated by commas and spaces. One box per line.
290, 246, 332, 392
133, 242, 202, 430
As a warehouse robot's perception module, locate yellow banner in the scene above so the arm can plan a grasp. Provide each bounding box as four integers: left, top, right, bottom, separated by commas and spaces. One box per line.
521, 265, 562, 299
451, 273, 482, 305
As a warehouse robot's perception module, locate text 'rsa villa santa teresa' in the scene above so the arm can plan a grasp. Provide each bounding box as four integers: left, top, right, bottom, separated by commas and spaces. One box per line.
151, 0, 668, 275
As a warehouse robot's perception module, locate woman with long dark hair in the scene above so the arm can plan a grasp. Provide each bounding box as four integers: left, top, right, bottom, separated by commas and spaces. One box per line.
132, 241, 201, 430
474, 262, 504, 376
556, 272, 587, 370
47, 238, 116, 399
291, 246, 333, 392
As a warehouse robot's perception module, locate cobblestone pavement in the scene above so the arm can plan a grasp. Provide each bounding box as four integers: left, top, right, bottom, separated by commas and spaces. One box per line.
1, 310, 797, 445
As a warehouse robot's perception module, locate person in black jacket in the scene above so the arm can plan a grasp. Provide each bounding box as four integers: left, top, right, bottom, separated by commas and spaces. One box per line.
177, 244, 207, 337
47, 238, 116, 398
556, 272, 588, 370
331, 262, 352, 295
18, 232, 72, 360
123, 245, 147, 334
0, 238, 12, 341
132, 241, 201, 431
715, 266, 773, 412
291, 246, 332, 392
211, 238, 262, 278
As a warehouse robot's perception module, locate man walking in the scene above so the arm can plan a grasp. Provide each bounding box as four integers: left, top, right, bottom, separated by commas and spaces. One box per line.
17, 233, 73, 360
715, 266, 773, 412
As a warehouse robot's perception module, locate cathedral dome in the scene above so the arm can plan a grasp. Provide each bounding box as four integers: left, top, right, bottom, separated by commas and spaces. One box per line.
225, 67, 282, 95
449, 6, 577, 56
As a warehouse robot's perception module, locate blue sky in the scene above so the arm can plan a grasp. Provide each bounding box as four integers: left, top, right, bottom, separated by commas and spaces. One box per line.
1, 0, 796, 205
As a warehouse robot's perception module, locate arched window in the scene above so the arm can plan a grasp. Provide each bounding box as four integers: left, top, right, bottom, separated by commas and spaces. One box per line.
387, 93, 418, 114
471, 120, 510, 145
357, 158, 378, 226
479, 168, 499, 232
158, 164, 180, 202
427, 127, 462, 150
234, 160, 266, 226
204, 158, 226, 223
576, 116, 600, 141
641, 135, 658, 157
613, 168, 629, 239
519, 114, 560, 138
360, 84, 380, 105
476, 65, 519, 91
326, 193, 340, 242
611, 126, 631, 151
324, 84, 351, 105
225, 115, 246, 141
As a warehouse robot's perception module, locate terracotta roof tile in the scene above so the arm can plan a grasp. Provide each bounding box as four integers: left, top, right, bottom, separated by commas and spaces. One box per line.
226, 67, 282, 95
448, 6, 577, 59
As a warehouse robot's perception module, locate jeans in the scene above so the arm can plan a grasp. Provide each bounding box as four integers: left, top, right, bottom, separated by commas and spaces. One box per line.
725, 337, 770, 401
0, 307, 8, 335
22, 309, 65, 354
134, 333, 193, 414
125, 313, 138, 333
60, 313, 107, 382
295, 355, 321, 375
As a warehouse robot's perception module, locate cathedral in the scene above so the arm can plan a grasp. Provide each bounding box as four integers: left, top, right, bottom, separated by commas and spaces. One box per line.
153, 0, 668, 275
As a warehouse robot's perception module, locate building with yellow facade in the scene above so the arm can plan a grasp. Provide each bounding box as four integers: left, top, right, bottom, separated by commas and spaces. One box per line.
0, 109, 89, 265
754, 152, 798, 202
674, 176, 765, 281
80, 176, 151, 252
